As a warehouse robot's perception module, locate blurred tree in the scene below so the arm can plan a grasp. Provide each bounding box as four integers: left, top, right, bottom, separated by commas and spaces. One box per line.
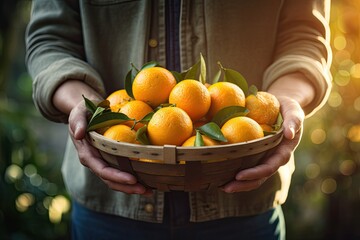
0, 1, 70, 239
283, 0, 360, 239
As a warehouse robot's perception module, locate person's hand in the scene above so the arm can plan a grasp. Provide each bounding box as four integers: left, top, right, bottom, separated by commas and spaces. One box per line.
221, 96, 305, 193
68, 100, 153, 195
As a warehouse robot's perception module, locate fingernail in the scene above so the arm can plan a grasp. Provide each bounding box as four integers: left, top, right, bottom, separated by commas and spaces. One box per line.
289, 126, 295, 139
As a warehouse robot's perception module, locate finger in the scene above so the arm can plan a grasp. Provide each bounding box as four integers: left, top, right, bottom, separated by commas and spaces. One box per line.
104, 180, 150, 194
221, 178, 267, 193
70, 132, 138, 184
68, 102, 88, 140
278, 97, 304, 140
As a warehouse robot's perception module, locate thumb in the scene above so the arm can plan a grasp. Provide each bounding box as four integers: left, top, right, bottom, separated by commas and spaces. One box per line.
69, 104, 88, 140
279, 97, 305, 140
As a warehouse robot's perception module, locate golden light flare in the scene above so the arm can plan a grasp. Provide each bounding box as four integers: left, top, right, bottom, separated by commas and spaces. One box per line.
353, 97, 360, 111
327, 92, 342, 108
334, 35, 347, 50
16, 193, 35, 212
334, 70, 351, 86
350, 63, 360, 78
5, 164, 23, 182
347, 124, 360, 142
48, 195, 71, 224
310, 128, 327, 144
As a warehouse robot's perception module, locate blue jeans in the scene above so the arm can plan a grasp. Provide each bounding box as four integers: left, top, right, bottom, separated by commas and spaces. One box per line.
71, 193, 285, 240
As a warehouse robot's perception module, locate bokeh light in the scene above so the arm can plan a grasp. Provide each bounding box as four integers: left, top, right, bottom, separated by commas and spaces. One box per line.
310, 128, 327, 144
339, 159, 356, 176
5, 164, 23, 183
16, 193, 35, 212
321, 178, 337, 194
347, 124, 360, 142
49, 195, 71, 224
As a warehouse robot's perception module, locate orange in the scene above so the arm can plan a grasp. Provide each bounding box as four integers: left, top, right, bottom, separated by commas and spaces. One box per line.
245, 91, 280, 125
103, 124, 137, 143
169, 79, 211, 121
207, 82, 246, 120
119, 100, 153, 130
106, 89, 132, 112
260, 124, 273, 132
221, 116, 264, 143
147, 107, 193, 146
182, 135, 219, 147
132, 67, 177, 108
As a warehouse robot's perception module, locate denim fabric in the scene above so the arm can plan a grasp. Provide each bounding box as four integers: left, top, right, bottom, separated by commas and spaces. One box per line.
71, 200, 285, 240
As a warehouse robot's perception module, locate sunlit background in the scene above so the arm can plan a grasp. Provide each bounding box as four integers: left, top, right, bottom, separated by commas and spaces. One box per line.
1, 0, 359, 239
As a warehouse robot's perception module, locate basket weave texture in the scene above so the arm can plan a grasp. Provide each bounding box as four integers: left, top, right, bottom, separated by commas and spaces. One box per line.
88, 130, 283, 192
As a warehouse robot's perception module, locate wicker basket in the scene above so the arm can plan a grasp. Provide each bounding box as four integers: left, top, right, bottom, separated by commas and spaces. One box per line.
88, 129, 283, 192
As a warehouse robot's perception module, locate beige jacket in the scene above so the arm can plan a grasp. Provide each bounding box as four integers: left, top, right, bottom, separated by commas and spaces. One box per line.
26, 0, 332, 222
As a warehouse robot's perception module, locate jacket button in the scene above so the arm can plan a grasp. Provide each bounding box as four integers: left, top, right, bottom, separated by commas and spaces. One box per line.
144, 203, 154, 213
148, 38, 158, 48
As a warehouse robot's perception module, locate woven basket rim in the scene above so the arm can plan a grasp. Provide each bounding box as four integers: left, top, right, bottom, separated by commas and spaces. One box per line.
88, 128, 283, 163
89, 128, 283, 148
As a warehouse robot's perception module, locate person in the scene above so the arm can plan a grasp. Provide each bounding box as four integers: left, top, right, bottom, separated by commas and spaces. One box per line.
25, 0, 332, 239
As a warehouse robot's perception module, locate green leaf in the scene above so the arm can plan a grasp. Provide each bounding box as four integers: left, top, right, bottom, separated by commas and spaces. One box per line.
141, 61, 161, 70
139, 112, 154, 124
212, 106, 249, 127
197, 122, 227, 142
223, 68, 248, 94
171, 71, 183, 83
184, 60, 200, 80
199, 53, 206, 84
264, 130, 277, 136
136, 125, 150, 145
125, 68, 135, 99
130, 62, 140, 72
248, 85, 258, 96
194, 130, 205, 146
211, 69, 221, 84
87, 111, 132, 131
88, 106, 107, 124
97, 99, 110, 109
273, 112, 283, 131
83, 95, 97, 114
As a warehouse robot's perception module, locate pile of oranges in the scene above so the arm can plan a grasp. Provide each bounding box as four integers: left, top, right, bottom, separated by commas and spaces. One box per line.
95, 65, 281, 150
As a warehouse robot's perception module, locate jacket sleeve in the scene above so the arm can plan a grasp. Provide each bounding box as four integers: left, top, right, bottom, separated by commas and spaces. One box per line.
262, 0, 332, 116
25, 0, 106, 123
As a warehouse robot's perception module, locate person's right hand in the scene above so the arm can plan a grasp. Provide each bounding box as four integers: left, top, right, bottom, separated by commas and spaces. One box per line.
68, 100, 153, 195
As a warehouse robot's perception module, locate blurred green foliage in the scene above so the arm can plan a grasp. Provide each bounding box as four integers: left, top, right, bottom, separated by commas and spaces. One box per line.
283, 0, 360, 239
1, 1, 70, 239
1, 0, 359, 239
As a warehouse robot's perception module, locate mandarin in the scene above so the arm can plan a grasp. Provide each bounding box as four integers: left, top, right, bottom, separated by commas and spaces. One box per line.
245, 91, 280, 125
119, 100, 153, 130
147, 107, 193, 146
221, 116, 264, 143
207, 82, 245, 120
106, 89, 132, 112
132, 67, 177, 108
169, 79, 211, 121
103, 124, 137, 143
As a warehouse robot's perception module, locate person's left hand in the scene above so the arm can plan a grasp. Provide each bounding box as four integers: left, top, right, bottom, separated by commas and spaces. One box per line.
221, 96, 305, 193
